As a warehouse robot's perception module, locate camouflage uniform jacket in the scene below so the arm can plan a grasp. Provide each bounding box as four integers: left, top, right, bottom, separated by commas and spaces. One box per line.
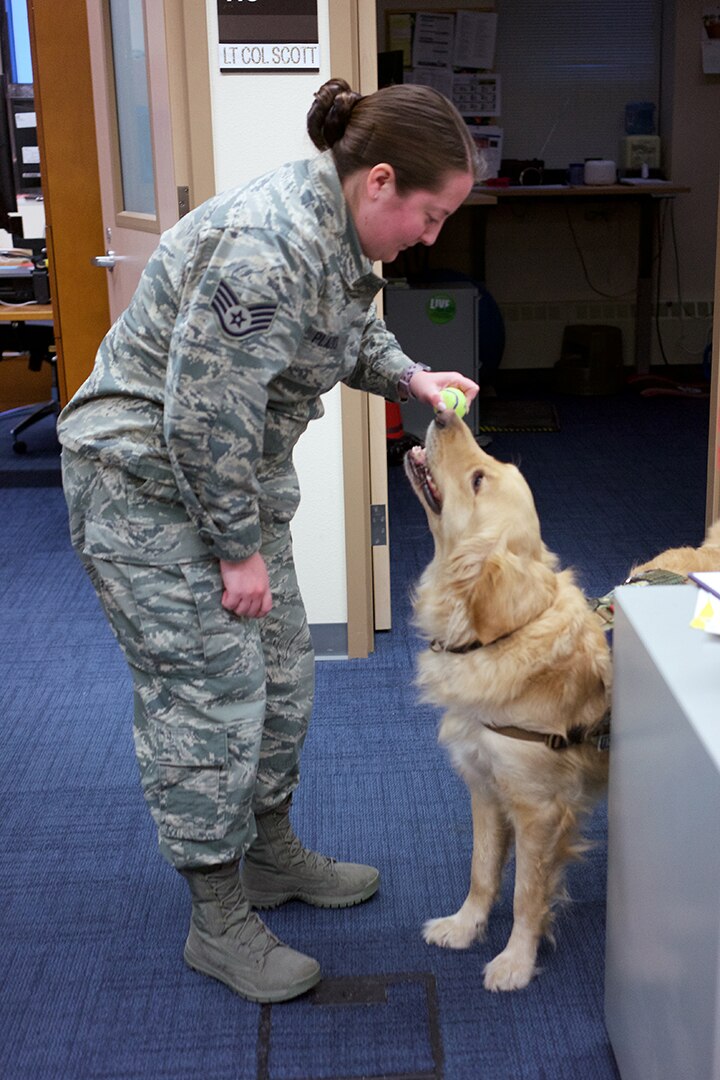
57, 152, 413, 564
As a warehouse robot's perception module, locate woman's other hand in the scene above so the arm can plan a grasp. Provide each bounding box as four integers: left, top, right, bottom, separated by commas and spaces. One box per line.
220, 552, 272, 618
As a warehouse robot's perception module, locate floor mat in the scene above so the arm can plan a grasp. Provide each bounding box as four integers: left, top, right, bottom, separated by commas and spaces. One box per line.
478, 399, 560, 432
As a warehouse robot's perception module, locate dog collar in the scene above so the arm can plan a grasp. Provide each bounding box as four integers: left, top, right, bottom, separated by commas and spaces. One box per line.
429, 626, 516, 652
430, 638, 485, 654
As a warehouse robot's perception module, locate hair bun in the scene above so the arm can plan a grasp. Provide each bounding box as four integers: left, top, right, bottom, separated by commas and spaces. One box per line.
308, 78, 362, 151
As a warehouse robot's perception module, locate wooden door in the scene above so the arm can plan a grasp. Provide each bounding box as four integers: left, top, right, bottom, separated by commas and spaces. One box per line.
27, 0, 214, 402
27, 0, 111, 405
85, 0, 182, 322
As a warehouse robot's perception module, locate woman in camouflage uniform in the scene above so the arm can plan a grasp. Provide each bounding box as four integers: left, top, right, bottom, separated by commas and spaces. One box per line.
58, 78, 480, 1003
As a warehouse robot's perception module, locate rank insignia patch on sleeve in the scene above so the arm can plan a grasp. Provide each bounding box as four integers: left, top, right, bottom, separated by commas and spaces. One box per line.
211, 281, 277, 339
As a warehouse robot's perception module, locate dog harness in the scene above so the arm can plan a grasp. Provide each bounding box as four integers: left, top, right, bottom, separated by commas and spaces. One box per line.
588, 569, 688, 630
487, 715, 611, 753
428, 637, 611, 752
428, 570, 687, 755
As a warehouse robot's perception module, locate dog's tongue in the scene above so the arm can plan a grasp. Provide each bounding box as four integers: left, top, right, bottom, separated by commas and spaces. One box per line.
423, 478, 442, 514
406, 446, 441, 513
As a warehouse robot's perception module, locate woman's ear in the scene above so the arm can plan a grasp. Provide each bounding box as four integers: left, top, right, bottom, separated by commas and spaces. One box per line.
466, 550, 558, 646
366, 163, 396, 200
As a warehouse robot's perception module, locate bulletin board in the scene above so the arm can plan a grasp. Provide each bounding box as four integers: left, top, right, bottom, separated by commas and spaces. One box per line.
378, 3, 501, 175
376, 1, 662, 171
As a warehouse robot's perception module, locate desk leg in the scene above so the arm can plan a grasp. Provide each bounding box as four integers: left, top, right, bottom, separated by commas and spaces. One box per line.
635, 198, 656, 374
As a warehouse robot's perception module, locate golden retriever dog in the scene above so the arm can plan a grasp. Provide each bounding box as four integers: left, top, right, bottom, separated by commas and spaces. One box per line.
404, 410, 612, 992
629, 518, 720, 577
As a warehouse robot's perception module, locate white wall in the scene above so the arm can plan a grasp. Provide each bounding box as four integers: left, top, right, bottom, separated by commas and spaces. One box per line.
203, 0, 347, 628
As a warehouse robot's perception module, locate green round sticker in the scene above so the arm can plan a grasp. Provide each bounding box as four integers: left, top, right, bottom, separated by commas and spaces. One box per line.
426, 293, 456, 325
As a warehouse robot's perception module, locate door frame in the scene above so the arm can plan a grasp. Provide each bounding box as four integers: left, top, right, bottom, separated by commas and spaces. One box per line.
164, 0, 216, 211
707, 170, 720, 526
330, 0, 393, 658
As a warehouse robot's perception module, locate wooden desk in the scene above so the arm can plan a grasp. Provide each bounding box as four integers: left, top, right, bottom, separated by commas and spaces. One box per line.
466, 183, 690, 373
0, 302, 56, 447
466, 182, 689, 203
0, 302, 54, 368
0, 301, 55, 383
0, 302, 53, 321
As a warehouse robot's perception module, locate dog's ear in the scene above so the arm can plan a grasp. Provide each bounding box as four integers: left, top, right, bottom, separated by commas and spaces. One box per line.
465, 550, 558, 645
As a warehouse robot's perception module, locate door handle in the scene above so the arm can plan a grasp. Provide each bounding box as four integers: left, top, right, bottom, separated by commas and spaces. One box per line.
91, 250, 118, 271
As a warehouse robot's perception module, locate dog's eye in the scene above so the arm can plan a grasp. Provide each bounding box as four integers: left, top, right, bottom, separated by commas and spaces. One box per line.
472, 470, 484, 491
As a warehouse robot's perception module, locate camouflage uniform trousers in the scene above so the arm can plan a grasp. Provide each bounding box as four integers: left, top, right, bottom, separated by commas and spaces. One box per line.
61, 449, 314, 869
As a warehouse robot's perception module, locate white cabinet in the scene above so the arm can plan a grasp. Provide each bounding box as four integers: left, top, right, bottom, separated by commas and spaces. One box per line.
605, 585, 720, 1080
384, 283, 478, 439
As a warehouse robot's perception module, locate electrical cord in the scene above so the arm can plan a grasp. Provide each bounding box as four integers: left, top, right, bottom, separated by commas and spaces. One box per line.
654, 199, 711, 363
654, 200, 670, 364
564, 197, 709, 368
563, 204, 637, 300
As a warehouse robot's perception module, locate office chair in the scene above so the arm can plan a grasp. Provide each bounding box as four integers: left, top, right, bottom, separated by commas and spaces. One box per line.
9, 343, 58, 453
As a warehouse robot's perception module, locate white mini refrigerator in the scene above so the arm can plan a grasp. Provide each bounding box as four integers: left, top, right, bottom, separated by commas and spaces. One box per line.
383, 282, 479, 439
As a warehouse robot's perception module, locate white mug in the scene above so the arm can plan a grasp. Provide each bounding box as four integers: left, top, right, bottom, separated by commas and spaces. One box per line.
584, 159, 616, 185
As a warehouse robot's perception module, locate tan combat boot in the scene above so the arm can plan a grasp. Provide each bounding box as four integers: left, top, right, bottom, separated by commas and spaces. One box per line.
181, 861, 320, 1002
241, 796, 380, 909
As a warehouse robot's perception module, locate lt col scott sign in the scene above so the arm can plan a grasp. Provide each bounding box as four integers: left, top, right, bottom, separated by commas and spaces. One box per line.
218, 0, 320, 72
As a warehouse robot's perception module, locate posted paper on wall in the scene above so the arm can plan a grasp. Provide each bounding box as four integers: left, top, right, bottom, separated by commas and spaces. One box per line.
404, 66, 454, 99
468, 125, 503, 179
412, 12, 454, 68
453, 74, 501, 117
453, 11, 497, 70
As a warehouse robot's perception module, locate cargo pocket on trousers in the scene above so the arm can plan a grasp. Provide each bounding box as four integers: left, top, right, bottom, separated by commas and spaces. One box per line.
178, 561, 263, 681
156, 723, 229, 841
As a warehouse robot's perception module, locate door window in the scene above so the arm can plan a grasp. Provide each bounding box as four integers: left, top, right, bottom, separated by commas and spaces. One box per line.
108, 0, 155, 216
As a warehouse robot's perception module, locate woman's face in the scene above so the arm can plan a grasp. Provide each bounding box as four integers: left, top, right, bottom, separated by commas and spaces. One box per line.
349, 166, 474, 263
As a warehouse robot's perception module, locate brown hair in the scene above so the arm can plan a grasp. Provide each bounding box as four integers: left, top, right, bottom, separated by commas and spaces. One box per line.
307, 78, 480, 194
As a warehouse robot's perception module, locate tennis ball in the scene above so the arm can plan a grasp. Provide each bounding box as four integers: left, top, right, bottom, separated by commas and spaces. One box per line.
437, 387, 468, 419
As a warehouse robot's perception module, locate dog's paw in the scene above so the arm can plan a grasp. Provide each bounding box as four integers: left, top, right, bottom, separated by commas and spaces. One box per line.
422, 914, 482, 950
483, 949, 538, 992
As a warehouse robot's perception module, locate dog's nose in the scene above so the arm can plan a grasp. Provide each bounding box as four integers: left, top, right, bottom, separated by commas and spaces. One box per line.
434, 408, 453, 429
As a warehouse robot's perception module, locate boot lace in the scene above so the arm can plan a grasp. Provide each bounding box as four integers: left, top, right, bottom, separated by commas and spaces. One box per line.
213, 875, 281, 964
232, 909, 281, 964
284, 831, 337, 874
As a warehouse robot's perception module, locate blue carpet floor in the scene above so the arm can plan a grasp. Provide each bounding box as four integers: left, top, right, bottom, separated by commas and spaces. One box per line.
0, 407, 61, 486
0, 386, 710, 1079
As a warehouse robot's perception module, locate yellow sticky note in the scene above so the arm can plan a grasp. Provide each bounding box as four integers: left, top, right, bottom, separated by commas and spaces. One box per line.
690, 593, 720, 634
